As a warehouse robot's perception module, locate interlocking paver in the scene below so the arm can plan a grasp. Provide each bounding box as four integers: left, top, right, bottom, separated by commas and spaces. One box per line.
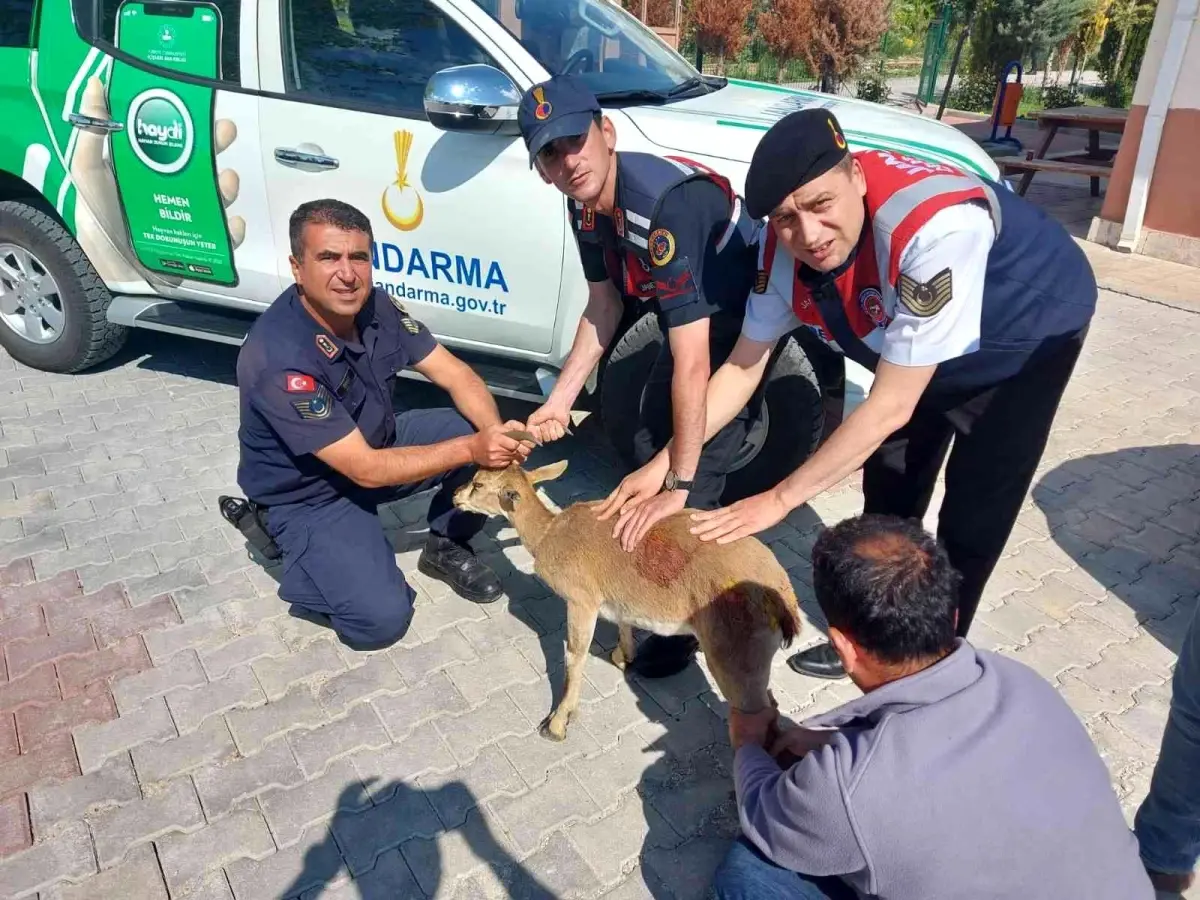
371, 672, 469, 742
568, 792, 674, 885
39, 844, 167, 900
0, 819, 94, 898
28, 754, 139, 838
490, 767, 600, 854
142, 608, 230, 663
253, 639, 345, 701
332, 785, 442, 876
18, 684, 117, 753
389, 628, 477, 686
57, 635, 151, 699
131, 717, 236, 785
260, 759, 369, 848
199, 631, 289, 680
304, 848, 422, 900
316, 655, 405, 715
73, 694, 175, 774
113, 649, 207, 714
5, 622, 95, 681
0, 734, 79, 801
419, 744, 525, 830
193, 737, 304, 822
225, 824, 341, 900
157, 805, 275, 896
400, 805, 519, 898
0, 792, 31, 856
436, 692, 534, 765
166, 665, 265, 735
288, 703, 391, 778
90, 776, 204, 868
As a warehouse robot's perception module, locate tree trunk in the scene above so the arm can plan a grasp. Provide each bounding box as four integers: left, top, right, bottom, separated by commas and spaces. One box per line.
1070, 49, 1079, 85
936, 15, 972, 119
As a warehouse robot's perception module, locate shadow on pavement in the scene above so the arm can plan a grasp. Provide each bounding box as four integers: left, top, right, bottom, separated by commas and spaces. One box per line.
1032, 443, 1200, 655
279, 780, 557, 899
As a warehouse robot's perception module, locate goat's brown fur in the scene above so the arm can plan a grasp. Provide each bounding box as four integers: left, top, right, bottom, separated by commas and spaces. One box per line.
454, 461, 802, 741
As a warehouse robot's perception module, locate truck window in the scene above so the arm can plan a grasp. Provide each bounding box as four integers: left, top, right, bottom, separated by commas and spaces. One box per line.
0, 0, 36, 46
71, 0, 241, 83
283, 0, 499, 117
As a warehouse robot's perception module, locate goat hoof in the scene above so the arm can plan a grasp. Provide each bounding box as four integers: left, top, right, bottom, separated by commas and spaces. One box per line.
538, 718, 568, 743
610, 647, 630, 670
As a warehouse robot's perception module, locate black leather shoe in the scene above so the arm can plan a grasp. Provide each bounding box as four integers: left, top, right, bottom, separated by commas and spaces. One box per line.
627, 634, 700, 679
418, 535, 502, 604
787, 642, 846, 679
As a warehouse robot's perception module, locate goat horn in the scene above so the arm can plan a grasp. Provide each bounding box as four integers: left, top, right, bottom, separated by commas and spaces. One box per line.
504, 429, 542, 446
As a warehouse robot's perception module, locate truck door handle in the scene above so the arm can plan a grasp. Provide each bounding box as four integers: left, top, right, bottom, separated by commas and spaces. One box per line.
274, 147, 340, 171
68, 113, 124, 132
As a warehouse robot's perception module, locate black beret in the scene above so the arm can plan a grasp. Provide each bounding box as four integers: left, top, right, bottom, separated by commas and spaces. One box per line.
744, 109, 851, 219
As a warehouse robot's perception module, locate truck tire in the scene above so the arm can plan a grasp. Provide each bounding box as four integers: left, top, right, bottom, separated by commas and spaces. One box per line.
599, 313, 824, 505
0, 200, 126, 373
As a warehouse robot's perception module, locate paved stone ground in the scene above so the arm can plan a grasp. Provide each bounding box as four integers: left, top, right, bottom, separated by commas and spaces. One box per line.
1, 284, 1198, 900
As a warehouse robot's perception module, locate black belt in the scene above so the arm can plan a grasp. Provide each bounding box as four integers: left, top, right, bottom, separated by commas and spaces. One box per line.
218, 495, 282, 561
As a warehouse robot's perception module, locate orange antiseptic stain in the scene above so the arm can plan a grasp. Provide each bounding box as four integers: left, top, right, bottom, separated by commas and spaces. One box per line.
634, 532, 690, 587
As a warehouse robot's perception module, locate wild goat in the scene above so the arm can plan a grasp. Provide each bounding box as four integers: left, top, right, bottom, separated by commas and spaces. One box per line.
454, 461, 802, 741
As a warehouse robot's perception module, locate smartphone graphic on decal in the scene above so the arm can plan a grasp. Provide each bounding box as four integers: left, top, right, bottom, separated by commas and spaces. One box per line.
113, 0, 222, 80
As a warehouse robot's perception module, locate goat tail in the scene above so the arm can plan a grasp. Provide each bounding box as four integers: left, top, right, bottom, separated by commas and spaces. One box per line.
764, 584, 802, 648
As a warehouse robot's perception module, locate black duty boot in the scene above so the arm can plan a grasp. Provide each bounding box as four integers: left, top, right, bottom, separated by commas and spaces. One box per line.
627, 634, 700, 679
786, 642, 846, 680
418, 535, 502, 604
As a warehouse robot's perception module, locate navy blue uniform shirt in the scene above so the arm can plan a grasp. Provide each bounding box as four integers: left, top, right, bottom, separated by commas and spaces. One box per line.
571, 152, 758, 333
236, 286, 437, 507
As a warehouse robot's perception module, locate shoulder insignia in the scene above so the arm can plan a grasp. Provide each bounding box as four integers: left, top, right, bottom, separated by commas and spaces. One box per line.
581, 206, 595, 232
898, 268, 953, 317
388, 295, 423, 334
649, 229, 676, 267
291, 383, 333, 420
754, 270, 769, 293
315, 334, 338, 359
614, 207, 625, 237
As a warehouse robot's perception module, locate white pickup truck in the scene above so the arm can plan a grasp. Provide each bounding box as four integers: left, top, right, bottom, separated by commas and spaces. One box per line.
0, 0, 1000, 501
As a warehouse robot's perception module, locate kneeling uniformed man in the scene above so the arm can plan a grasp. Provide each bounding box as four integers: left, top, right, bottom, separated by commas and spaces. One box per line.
627, 109, 1097, 680
518, 76, 762, 678
235, 199, 534, 650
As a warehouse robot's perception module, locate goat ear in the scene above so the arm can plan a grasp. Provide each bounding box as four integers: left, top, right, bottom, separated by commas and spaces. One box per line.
499, 488, 521, 512
529, 460, 568, 484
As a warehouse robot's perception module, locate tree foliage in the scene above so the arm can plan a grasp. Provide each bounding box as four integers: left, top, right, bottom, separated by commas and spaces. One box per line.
619, 0, 680, 28
966, 0, 1092, 76
685, 0, 753, 58
756, 0, 888, 89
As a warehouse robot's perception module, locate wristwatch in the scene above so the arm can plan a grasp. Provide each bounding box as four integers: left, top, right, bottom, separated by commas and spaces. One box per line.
663, 470, 694, 492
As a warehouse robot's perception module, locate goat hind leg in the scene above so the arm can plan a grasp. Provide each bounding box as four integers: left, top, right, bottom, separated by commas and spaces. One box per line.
543, 603, 600, 742
611, 621, 636, 670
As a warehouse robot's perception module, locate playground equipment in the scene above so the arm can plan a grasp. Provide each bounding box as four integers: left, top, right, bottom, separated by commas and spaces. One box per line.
980, 61, 1025, 153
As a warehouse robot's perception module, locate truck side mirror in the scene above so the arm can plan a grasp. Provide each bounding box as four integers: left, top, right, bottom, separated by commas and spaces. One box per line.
424, 64, 522, 136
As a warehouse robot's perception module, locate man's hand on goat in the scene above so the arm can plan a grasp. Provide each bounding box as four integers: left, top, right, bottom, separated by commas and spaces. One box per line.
611, 488, 687, 552
769, 724, 837, 766
471, 422, 536, 469
690, 488, 790, 544
595, 455, 670, 524
728, 705, 779, 751
526, 401, 572, 444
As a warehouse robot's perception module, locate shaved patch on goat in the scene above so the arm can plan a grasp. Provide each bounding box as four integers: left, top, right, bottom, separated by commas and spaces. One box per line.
634, 531, 690, 587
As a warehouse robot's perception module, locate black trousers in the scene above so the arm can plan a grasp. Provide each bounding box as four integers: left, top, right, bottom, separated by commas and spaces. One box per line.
862, 328, 1088, 637
631, 315, 762, 510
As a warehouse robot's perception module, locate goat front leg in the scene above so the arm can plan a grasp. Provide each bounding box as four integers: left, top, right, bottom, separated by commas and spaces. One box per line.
543, 602, 600, 742
611, 621, 636, 670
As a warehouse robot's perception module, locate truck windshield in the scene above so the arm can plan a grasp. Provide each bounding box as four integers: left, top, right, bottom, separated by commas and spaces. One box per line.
468, 0, 703, 99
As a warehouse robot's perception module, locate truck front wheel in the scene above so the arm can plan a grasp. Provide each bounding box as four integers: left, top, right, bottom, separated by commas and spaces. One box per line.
599, 313, 825, 505
0, 200, 126, 373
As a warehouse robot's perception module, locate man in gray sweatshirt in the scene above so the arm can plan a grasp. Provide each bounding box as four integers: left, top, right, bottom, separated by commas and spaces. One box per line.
714, 513, 1154, 900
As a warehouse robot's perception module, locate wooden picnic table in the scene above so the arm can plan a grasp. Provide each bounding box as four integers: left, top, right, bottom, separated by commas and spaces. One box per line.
996, 106, 1128, 198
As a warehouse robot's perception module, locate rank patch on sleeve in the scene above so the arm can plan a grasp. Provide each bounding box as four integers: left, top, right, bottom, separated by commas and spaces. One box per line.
315, 334, 338, 359
898, 268, 953, 317
286, 373, 316, 393
291, 384, 333, 420
388, 295, 423, 334
649, 229, 676, 267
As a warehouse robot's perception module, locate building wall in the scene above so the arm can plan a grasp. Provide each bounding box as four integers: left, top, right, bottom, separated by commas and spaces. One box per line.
1099, 0, 1200, 244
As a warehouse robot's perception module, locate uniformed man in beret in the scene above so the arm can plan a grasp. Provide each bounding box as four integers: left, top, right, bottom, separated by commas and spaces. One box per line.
518, 75, 763, 678
232, 199, 534, 651
627, 108, 1097, 679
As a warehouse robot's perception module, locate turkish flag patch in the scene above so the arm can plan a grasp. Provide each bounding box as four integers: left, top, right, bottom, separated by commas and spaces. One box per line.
286, 373, 316, 393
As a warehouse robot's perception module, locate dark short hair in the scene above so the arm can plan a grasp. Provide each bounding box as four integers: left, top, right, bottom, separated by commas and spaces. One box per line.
289, 199, 372, 259
811, 514, 960, 664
